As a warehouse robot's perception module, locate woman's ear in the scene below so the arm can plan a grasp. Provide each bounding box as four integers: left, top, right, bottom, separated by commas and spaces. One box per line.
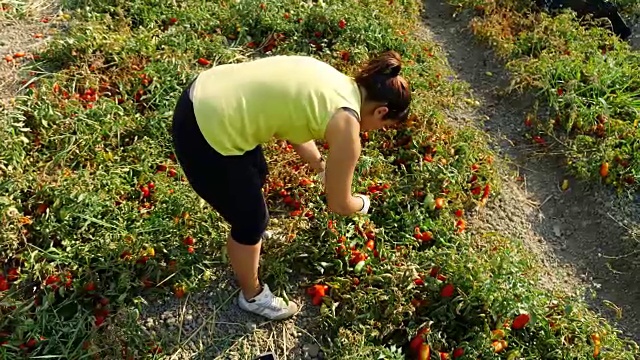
373, 106, 389, 120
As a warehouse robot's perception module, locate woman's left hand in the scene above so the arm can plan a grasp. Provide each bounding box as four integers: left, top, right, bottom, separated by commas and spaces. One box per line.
291, 140, 325, 175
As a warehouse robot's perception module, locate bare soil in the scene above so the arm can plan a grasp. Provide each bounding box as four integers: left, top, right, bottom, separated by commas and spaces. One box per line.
0, 3, 60, 107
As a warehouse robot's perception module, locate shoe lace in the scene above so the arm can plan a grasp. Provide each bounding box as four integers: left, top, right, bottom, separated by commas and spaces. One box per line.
265, 294, 286, 312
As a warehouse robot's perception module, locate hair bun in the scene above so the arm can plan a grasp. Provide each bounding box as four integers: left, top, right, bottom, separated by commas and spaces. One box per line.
389, 64, 401, 77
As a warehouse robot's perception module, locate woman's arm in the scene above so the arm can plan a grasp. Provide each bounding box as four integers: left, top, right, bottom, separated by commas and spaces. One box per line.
291, 140, 325, 174
323, 109, 367, 216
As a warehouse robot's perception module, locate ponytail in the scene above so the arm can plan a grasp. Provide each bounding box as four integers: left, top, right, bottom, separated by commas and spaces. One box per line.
354, 51, 411, 122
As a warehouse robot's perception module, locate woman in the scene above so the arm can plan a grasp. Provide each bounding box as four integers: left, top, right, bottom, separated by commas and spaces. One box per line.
171, 51, 411, 321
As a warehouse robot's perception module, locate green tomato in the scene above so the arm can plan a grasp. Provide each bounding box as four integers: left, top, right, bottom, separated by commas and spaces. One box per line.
424, 194, 436, 211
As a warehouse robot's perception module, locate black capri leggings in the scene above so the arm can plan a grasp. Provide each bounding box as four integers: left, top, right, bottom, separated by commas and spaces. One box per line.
171, 79, 269, 246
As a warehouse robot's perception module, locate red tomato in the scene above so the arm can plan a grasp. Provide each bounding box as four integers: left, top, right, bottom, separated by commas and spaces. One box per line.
94, 315, 105, 327
440, 284, 455, 298
0, 278, 9, 291
512, 313, 531, 329
183, 236, 195, 246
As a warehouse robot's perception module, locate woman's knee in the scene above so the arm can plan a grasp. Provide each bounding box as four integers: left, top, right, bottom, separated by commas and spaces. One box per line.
230, 223, 268, 246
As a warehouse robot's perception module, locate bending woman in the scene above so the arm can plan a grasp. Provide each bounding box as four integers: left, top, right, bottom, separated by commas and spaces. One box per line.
171, 51, 411, 320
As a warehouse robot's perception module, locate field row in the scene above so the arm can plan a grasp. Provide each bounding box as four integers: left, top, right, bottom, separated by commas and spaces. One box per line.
448, 0, 640, 192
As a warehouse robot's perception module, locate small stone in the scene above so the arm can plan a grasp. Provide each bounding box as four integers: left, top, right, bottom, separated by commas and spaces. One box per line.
303, 344, 320, 358
166, 317, 176, 326
246, 322, 257, 332
553, 224, 562, 237
185, 314, 193, 322
207, 299, 217, 309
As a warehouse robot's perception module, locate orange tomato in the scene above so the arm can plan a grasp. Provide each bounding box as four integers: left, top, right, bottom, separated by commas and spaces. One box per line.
491, 340, 507, 353
600, 162, 609, 177
417, 344, 431, 360
421, 231, 433, 242
365, 240, 375, 251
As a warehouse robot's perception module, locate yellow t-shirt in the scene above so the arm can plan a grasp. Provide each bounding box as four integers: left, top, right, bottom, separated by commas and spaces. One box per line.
191, 55, 361, 156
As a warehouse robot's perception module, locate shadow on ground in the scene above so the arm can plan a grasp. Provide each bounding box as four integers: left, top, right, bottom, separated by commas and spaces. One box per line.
419, 0, 640, 343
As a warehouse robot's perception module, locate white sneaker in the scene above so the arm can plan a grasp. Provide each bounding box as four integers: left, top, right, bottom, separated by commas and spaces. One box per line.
238, 284, 298, 320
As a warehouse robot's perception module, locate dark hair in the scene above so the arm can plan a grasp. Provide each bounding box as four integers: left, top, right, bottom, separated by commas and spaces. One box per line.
354, 51, 411, 122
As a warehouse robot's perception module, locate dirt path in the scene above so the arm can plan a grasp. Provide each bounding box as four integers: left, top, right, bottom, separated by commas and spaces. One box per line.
632, 21, 640, 49
0, 2, 60, 107
420, 0, 640, 342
